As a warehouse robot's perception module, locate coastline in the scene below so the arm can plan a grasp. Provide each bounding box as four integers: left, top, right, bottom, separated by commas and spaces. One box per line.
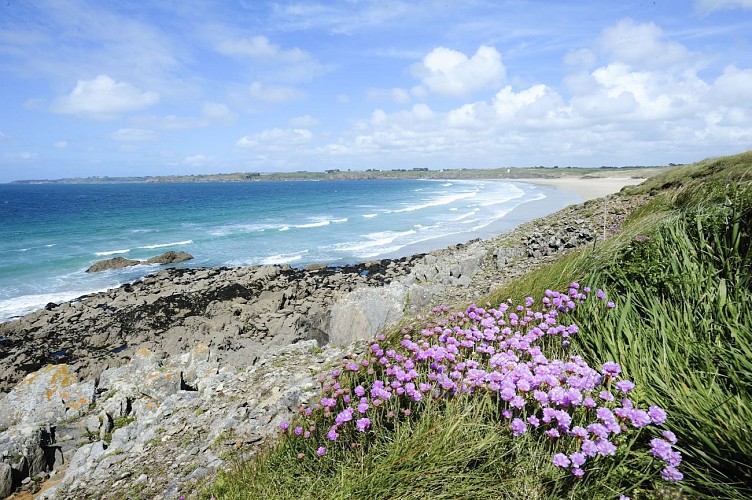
0, 176, 646, 388
0, 177, 636, 323
0, 176, 652, 499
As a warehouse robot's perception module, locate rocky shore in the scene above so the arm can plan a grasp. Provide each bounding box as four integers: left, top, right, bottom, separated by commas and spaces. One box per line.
0, 189, 649, 499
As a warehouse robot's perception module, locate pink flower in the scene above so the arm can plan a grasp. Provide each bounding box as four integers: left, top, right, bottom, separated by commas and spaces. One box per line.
553, 453, 570, 468
316, 446, 326, 456
356, 418, 371, 432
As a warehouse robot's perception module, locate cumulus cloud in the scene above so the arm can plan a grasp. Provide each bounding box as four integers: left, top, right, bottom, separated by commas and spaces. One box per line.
108, 128, 159, 142
236, 128, 313, 151
249, 81, 305, 103
51, 75, 159, 119
411, 45, 505, 96
321, 18, 752, 168
598, 19, 693, 69
711, 66, 752, 102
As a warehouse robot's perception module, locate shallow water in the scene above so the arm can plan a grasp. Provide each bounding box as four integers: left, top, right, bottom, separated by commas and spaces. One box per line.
0, 179, 578, 321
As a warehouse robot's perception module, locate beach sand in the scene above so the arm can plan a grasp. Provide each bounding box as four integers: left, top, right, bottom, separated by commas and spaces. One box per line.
516, 177, 645, 201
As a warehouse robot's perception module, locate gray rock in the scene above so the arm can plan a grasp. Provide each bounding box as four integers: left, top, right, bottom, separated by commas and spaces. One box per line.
86, 257, 141, 273
329, 283, 406, 345
146, 251, 193, 265
0, 365, 95, 428
0, 462, 12, 498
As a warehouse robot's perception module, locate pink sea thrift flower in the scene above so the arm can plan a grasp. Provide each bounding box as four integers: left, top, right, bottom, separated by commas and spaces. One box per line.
553, 453, 570, 468
356, 418, 371, 432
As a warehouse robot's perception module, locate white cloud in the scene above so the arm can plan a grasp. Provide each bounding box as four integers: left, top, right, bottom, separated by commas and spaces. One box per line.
411, 45, 505, 96
249, 81, 305, 103
0, 4, 181, 97
366, 88, 411, 104
51, 75, 159, 119
183, 154, 217, 167
0, 131, 9, 142
215, 34, 328, 83
290, 115, 320, 127
3, 152, 39, 161
202, 102, 237, 125
216, 35, 308, 63
711, 66, 752, 102
132, 115, 205, 130
108, 128, 159, 142
53, 140, 68, 148
598, 19, 693, 70
695, 0, 752, 12
320, 18, 752, 168
236, 128, 313, 151
493, 85, 560, 121
564, 48, 597, 68
132, 102, 236, 130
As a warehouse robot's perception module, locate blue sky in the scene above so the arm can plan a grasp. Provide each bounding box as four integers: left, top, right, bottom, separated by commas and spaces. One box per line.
1, 0, 751, 182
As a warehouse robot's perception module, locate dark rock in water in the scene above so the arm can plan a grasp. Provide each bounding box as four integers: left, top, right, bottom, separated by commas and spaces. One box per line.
86, 257, 141, 273
146, 251, 193, 265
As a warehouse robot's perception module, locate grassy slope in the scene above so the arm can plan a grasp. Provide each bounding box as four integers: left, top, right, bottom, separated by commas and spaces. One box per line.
202, 151, 752, 499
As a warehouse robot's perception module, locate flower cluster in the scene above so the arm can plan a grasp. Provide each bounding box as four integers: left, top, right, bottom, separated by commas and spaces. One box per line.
281, 283, 682, 483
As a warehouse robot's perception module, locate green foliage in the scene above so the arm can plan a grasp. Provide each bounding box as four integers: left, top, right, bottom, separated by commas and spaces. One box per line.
570, 181, 752, 498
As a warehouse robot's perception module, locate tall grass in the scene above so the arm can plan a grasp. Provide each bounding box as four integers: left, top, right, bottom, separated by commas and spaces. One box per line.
570, 183, 752, 498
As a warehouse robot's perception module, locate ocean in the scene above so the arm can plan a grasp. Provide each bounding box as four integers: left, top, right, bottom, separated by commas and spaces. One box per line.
0, 179, 579, 321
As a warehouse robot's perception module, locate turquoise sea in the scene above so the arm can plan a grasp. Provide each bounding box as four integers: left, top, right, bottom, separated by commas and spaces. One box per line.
0, 179, 579, 321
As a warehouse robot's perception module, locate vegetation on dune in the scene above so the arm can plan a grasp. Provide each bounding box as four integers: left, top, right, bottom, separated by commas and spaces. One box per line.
202, 151, 752, 499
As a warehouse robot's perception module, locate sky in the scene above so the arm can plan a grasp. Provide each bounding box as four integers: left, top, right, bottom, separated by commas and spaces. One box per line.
1, 1, 751, 182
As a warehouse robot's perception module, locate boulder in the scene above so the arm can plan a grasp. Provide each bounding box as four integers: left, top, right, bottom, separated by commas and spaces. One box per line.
146, 251, 193, 265
329, 283, 407, 345
0, 364, 95, 428
0, 462, 11, 498
86, 257, 140, 273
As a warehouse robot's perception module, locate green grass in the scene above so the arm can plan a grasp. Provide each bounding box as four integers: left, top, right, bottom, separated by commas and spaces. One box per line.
202, 151, 752, 500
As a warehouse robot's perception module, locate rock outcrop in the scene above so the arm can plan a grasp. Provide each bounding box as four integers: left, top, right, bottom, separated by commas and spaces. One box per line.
86, 251, 195, 273
0, 257, 422, 394
146, 251, 193, 265
0, 340, 351, 498
85, 257, 141, 273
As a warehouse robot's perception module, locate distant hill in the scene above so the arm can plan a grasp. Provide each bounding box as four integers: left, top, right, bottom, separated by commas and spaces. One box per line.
10, 165, 669, 184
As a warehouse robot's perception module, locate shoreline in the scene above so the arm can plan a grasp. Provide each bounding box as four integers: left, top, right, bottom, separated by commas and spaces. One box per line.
0, 176, 652, 499
0, 177, 638, 323
0, 176, 646, 388
0, 176, 643, 326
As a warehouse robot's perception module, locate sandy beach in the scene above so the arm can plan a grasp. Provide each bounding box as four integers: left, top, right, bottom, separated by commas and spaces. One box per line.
516, 176, 646, 201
